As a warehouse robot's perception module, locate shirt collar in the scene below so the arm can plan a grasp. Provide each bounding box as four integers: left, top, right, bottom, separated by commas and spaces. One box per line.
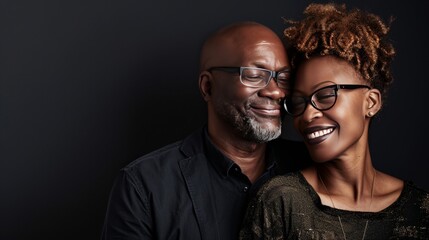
203, 127, 277, 177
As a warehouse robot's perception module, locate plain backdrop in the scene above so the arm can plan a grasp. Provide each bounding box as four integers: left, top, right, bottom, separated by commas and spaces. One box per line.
1, 0, 428, 239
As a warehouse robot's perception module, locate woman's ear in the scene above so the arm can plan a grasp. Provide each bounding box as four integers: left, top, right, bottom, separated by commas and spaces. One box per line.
366, 88, 382, 118
199, 71, 212, 102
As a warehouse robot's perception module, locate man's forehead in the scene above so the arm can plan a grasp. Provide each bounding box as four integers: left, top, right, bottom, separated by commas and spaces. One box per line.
200, 23, 283, 69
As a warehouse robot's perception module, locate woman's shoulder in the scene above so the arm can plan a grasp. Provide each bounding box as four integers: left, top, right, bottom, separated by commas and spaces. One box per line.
264, 172, 304, 188
255, 171, 310, 201
402, 181, 429, 206
391, 181, 429, 237
404, 181, 429, 195
375, 172, 428, 211
377, 173, 429, 217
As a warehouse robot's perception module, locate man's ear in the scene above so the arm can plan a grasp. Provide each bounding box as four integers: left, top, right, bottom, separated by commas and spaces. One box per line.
365, 88, 382, 118
199, 71, 212, 102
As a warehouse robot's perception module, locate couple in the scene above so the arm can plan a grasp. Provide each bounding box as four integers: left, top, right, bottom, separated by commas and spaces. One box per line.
102, 3, 428, 239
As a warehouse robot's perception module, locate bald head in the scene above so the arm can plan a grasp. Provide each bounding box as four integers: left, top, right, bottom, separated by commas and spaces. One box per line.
200, 22, 286, 71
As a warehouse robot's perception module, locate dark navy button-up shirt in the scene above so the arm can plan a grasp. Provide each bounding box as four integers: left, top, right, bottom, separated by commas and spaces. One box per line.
101, 127, 310, 240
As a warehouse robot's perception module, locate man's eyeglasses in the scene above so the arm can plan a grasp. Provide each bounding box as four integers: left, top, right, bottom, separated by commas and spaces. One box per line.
283, 84, 371, 116
207, 66, 291, 90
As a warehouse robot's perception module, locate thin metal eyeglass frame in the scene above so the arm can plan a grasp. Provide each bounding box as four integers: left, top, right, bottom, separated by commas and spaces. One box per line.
207, 66, 290, 88
284, 84, 371, 116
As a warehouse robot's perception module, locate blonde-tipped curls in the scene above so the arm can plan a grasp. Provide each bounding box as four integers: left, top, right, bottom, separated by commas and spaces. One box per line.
284, 3, 395, 99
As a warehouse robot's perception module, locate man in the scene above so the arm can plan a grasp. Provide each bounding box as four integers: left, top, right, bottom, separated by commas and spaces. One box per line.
101, 21, 310, 239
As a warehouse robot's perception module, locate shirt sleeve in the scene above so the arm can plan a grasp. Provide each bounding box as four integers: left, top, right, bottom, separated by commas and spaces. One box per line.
101, 170, 152, 240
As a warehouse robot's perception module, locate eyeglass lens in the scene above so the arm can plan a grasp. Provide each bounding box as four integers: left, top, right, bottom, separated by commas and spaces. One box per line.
241, 68, 289, 89
285, 86, 337, 116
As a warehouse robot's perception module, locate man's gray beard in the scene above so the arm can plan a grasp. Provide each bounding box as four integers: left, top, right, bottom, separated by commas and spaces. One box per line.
240, 115, 282, 143
215, 100, 282, 143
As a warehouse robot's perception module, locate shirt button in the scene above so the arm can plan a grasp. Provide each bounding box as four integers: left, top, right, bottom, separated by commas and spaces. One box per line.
234, 167, 239, 172
243, 186, 249, 192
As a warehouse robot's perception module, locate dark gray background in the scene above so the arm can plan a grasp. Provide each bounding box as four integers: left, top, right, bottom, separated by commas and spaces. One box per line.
1, 0, 428, 239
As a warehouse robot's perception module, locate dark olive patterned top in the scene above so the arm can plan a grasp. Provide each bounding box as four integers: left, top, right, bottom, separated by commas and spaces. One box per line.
240, 172, 429, 240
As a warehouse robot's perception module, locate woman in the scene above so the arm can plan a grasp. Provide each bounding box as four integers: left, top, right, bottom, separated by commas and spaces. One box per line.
240, 3, 429, 239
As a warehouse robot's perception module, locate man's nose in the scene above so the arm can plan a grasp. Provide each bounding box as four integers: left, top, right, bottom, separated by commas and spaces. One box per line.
258, 77, 286, 100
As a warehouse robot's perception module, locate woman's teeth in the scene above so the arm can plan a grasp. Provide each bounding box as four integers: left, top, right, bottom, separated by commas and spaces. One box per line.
307, 128, 333, 139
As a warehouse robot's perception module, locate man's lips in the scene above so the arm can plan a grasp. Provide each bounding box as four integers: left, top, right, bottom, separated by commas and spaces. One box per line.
250, 104, 281, 117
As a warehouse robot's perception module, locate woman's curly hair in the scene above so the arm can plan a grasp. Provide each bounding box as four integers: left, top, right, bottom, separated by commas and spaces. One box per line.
284, 3, 395, 99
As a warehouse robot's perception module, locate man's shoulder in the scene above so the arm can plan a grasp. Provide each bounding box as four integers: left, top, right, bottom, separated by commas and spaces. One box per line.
128, 140, 184, 167
122, 128, 206, 174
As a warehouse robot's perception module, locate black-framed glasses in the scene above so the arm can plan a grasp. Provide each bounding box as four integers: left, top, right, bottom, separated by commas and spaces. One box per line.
207, 66, 291, 90
283, 84, 371, 116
